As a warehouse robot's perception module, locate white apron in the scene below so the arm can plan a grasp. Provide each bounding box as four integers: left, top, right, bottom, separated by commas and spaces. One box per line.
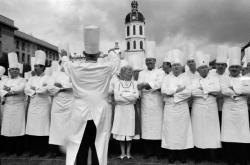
25, 74, 51, 136
63, 53, 120, 165
111, 80, 138, 138
138, 69, 164, 140
191, 74, 221, 148
48, 71, 73, 145
221, 75, 250, 143
0, 77, 26, 136
161, 73, 193, 149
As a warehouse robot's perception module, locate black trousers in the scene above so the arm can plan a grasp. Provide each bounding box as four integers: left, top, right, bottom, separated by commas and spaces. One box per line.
223, 142, 247, 165
143, 140, 161, 156
27, 135, 48, 156
3, 136, 24, 155
76, 120, 99, 165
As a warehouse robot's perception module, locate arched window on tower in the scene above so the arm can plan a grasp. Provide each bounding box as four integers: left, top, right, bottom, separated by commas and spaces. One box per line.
139, 25, 143, 35
140, 41, 143, 50
133, 41, 136, 49
127, 26, 130, 36
133, 25, 136, 35
127, 41, 130, 50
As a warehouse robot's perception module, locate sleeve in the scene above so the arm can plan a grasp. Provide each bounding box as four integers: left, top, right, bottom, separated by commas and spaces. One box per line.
161, 76, 177, 96
0, 80, 8, 97
221, 76, 236, 97
108, 76, 117, 94
137, 71, 144, 85
191, 79, 204, 97
36, 77, 49, 94
148, 70, 165, 90
11, 79, 26, 93
201, 77, 221, 94
174, 76, 191, 103
25, 78, 36, 97
107, 51, 121, 76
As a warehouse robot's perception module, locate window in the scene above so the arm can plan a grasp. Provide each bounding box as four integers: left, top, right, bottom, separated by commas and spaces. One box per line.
127, 26, 130, 36
133, 41, 136, 49
16, 41, 19, 49
16, 52, 19, 61
22, 53, 25, 62
27, 54, 30, 65
140, 41, 143, 49
127, 41, 130, 50
133, 25, 136, 35
27, 43, 30, 52
22, 42, 25, 51
139, 25, 143, 35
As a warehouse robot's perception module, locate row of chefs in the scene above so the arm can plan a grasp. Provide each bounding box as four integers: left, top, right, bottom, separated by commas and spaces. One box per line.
0, 44, 250, 164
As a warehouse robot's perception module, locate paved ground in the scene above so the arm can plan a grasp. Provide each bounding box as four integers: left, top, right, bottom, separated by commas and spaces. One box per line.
0, 153, 230, 165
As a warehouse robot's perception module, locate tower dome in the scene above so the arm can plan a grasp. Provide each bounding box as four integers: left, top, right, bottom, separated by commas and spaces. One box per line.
125, 0, 145, 24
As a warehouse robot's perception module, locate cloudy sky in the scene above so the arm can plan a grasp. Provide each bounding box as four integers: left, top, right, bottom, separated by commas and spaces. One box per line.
1, 0, 250, 62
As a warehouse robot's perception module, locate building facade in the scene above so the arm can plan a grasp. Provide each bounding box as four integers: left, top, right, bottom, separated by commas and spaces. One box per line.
0, 14, 59, 71
124, 0, 146, 70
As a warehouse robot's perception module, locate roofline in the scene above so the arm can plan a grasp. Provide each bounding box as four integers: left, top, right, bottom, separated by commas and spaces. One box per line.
0, 21, 18, 30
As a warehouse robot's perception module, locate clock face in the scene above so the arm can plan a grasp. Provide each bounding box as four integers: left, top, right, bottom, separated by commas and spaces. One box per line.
132, 15, 136, 20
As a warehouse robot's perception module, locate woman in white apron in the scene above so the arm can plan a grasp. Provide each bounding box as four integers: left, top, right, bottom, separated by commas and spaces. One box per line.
221, 47, 250, 165
110, 65, 139, 159
191, 53, 221, 162
161, 49, 193, 163
0, 53, 26, 155
48, 64, 73, 156
25, 50, 52, 156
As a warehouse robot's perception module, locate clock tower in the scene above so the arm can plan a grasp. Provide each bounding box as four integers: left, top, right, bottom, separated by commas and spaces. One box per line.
124, 0, 146, 71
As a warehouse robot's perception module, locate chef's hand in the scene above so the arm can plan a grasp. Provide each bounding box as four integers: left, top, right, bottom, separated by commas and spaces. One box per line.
54, 83, 63, 88
30, 86, 36, 91
3, 85, 10, 92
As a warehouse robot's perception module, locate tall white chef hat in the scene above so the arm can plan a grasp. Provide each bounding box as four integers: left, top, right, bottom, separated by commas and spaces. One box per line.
171, 49, 185, 66
84, 25, 100, 55
216, 45, 228, 63
8, 52, 19, 69
244, 47, 250, 63
195, 51, 210, 68
146, 41, 156, 59
0, 66, 6, 77
163, 51, 172, 63
34, 50, 46, 65
229, 47, 241, 66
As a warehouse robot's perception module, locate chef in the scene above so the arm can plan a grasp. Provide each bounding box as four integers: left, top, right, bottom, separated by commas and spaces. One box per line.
25, 50, 52, 157
0, 52, 26, 155
191, 51, 221, 162
62, 25, 120, 165
161, 49, 193, 163
48, 59, 73, 157
137, 41, 165, 159
185, 43, 198, 80
221, 47, 250, 165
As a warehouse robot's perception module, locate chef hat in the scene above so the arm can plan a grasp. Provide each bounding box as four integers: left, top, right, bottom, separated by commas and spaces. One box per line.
186, 42, 196, 60
18, 63, 23, 74
146, 41, 156, 59
245, 47, 250, 63
8, 52, 19, 69
163, 51, 172, 63
216, 45, 228, 63
84, 25, 100, 55
171, 49, 185, 66
195, 51, 210, 68
24, 71, 31, 80
0, 66, 6, 76
34, 50, 46, 65
229, 47, 241, 66
31, 57, 36, 71
58, 43, 70, 56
